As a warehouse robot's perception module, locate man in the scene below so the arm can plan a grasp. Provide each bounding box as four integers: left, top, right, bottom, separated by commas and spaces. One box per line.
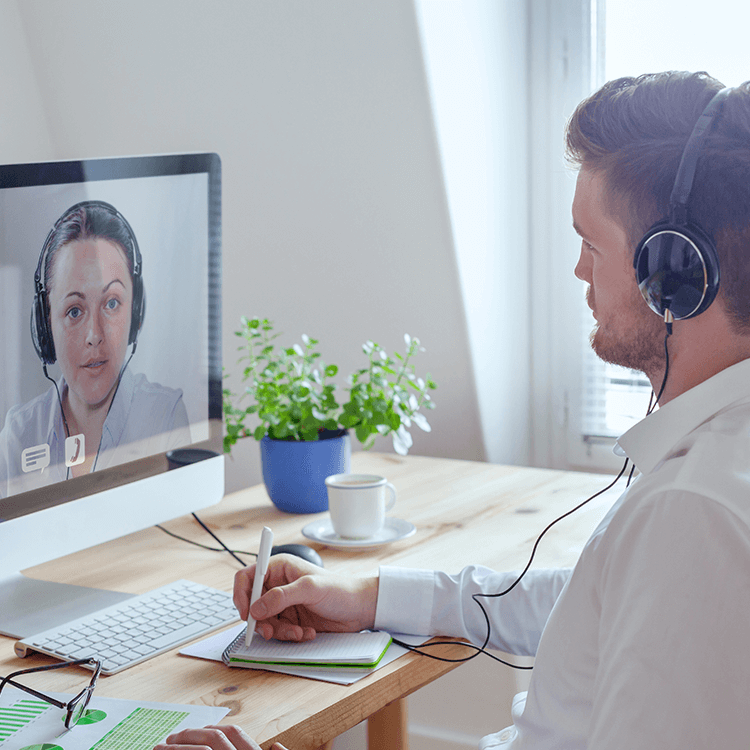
157, 71, 750, 750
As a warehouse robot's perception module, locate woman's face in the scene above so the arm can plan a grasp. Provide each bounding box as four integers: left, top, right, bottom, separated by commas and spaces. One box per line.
48, 238, 133, 409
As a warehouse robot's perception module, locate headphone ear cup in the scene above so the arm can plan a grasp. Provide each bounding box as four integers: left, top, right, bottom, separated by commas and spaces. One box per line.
129, 274, 145, 346
31, 290, 56, 365
633, 220, 720, 320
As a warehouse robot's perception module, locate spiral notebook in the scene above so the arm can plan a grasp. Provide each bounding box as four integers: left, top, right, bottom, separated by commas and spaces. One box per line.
222, 627, 393, 671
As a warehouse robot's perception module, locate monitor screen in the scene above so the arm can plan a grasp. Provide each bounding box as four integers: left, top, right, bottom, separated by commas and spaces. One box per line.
0, 154, 223, 636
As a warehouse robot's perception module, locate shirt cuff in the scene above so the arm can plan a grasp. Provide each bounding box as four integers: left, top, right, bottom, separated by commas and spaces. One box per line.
374, 565, 435, 636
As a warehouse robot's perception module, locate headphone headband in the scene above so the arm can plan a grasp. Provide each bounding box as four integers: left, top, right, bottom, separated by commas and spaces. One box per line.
669, 87, 733, 224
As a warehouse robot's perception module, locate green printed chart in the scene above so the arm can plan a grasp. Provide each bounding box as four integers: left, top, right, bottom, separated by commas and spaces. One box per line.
0, 699, 52, 746
71, 711, 106, 728
0, 686, 227, 750
89, 708, 188, 750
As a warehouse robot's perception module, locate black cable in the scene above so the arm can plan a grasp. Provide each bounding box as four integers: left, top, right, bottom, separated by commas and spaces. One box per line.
189, 513, 254, 567
155, 522, 257, 561
44, 364, 70, 438
44, 347, 137, 477
394, 328, 674, 669
392, 455, 632, 669
91, 349, 136, 472
390, 635, 534, 669
652, 329, 672, 408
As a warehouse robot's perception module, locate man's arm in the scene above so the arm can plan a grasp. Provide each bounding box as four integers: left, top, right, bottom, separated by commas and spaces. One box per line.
239, 555, 570, 657
376, 564, 571, 655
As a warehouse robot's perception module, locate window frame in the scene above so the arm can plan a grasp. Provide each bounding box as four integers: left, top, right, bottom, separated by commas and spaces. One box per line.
528, 0, 631, 473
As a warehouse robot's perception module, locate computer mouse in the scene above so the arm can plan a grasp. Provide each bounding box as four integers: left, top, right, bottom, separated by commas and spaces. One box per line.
271, 543, 324, 568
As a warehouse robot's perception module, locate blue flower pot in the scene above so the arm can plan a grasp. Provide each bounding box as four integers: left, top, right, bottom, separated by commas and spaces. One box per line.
259, 429, 351, 513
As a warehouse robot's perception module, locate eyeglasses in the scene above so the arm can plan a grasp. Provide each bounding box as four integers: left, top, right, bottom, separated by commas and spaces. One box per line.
0, 658, 101, 730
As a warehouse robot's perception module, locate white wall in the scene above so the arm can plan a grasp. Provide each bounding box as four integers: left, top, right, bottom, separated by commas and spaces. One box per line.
415, 0, 531, 467
0, 0, 53, 161
6, 0, 496, 493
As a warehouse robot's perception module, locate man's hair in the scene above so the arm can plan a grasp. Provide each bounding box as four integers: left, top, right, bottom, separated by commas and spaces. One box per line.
565, 71, 750, 332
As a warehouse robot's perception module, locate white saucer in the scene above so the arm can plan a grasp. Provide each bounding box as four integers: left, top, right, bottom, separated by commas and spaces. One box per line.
302, 517, 416, 549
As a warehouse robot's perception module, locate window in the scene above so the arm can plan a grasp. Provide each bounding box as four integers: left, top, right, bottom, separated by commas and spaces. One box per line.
580, 0, 750, 449
530, 0, 750, 473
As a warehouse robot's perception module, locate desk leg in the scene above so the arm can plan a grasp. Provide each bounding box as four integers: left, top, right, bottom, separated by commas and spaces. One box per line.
367, 698, 408, 750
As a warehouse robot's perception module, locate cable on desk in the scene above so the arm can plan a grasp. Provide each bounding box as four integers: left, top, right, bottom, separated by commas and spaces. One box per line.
155, 514, 257, 566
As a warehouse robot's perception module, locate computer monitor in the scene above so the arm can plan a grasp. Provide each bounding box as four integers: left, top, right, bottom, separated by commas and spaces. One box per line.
0, 153, 223, 638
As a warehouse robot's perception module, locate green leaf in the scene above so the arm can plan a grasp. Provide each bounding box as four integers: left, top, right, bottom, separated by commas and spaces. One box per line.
302, 425, 319, 441
253, 425, 266, 440
355, 423, 374, 443
340, 413, 360, 428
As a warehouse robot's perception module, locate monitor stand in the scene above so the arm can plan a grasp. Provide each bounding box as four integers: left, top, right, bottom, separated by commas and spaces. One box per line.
0, 573, 135, 639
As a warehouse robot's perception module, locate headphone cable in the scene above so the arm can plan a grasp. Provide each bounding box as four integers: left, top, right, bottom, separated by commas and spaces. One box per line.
90, 349, 136, 473
392, 329, 673, 668
46, 347, 136, 478
391, 456, 631, 668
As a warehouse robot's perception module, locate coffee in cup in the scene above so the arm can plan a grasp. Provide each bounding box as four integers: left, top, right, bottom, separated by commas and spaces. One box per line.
324, 473, 397, 539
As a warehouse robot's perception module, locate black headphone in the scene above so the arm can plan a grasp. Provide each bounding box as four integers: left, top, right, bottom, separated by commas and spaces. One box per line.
633, 87, 732, 324
31, 200, 145, 365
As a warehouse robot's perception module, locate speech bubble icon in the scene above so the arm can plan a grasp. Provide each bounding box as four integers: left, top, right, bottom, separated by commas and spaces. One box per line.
22, 443, 51, 473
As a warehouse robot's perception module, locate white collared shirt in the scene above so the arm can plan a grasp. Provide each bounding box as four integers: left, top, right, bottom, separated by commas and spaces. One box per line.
375, 357, 750, 749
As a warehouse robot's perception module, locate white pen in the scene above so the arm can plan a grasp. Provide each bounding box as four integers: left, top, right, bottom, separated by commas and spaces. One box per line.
246, 526, 274, 647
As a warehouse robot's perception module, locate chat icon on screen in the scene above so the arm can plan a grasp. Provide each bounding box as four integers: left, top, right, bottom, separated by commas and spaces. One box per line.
21, 443, 50, 473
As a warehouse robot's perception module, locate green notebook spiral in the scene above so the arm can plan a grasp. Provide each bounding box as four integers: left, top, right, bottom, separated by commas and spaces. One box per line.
222, 627, 393, 671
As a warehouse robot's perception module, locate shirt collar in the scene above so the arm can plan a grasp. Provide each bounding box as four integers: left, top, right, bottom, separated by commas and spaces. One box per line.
46, 376, 67, 446
616, 357, 750, 475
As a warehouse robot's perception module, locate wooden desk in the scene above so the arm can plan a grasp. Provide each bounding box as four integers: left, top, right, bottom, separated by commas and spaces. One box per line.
0, 453, 622, 749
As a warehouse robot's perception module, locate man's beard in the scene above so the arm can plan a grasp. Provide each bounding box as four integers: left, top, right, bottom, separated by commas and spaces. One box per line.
588, 290, 667, 376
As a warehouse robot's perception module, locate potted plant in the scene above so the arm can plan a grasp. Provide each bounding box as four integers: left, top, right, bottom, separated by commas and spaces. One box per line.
223, 317, 436, 513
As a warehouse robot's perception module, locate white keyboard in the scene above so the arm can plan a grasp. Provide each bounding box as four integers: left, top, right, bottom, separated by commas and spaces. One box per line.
14, 579, 240, 675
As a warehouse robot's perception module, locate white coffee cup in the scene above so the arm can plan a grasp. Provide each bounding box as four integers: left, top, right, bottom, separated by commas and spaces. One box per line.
325, 473, 397, 539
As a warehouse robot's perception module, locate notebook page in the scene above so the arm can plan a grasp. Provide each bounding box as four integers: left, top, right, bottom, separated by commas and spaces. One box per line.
224, 629, 392, 665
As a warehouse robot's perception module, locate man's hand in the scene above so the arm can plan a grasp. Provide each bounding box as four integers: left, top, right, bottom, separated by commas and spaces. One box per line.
153, 724, 288, 750
234, 554, 379, 642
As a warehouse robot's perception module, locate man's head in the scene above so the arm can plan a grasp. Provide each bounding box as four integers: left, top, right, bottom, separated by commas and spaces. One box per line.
566, 71, 750, 336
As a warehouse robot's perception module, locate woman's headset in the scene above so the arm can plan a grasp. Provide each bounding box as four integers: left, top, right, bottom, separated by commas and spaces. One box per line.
632, 87, 732, 324
31, 200, 145, 365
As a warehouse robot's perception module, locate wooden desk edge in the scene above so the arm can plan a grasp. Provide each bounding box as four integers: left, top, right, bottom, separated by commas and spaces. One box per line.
265, 638, 470, 750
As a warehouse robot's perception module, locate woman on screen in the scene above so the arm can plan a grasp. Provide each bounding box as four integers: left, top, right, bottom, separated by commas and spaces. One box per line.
0, 201, 190, 498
